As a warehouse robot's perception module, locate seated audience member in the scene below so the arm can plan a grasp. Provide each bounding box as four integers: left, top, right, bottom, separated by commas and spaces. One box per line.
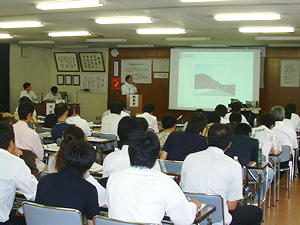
101, 98, 116, 120
106, 131, 201, 224
285, 103, 300, 132
270, 106, 298, 150
215, 104, 229, 124
13, 102, 45, 173
180, 124, 262, 225
48, 126, 105, 207
157, 114, 177, 148
200, 111, 220, 137
1, 113, 14, 125
120, 101, 130, 117
43, 86, 62, 103
35, 140, 99, 225
137, 117, 149, 131
137, 104, 159, 133
51, 103, 73, 142
14, 96, 38, 126
283, 106, 295, 131
20, 82, 37, 101
101, 101, 123, 139
182, 108, 205, 131
103, 116, 160, 178
228, 112, 242, 131
66, 105, 91, 137
0, 122, 38, 225
44, 113, 57, 128
160, 112, 208, 161
224, 101, 250, 125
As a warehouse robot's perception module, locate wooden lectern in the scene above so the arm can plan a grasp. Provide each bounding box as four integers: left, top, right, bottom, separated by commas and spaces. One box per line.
126, 94, 143, 116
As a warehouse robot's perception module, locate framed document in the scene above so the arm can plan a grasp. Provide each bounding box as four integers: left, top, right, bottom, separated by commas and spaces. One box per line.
73, 75, 80, 86
57, 75, 64, 85
79, 52, 105, 72
65, 75, 72, 85
54, 52, 80, 72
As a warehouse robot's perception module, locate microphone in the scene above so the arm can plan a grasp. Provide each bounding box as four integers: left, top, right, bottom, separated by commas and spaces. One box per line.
177, 115, 183, 120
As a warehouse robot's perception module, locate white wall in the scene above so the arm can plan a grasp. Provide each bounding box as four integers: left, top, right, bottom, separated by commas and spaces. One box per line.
10, 45, 108, 122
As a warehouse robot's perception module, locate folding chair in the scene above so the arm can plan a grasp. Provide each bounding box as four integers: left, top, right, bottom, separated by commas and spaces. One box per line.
93, 215, 159, 225
158, 159, 183, 174
280, 145, 292, 199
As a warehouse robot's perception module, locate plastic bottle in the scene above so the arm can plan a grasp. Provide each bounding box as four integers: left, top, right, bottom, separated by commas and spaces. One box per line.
253, 118, 257, 127
257, 145, 262, 164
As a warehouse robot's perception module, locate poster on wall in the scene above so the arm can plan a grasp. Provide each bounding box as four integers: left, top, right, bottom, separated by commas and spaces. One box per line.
153, 59, 170, 72
79, 52, 105, 72
81, 73, 106, 93
121, 60, 152, 84
281, 60, 299, 87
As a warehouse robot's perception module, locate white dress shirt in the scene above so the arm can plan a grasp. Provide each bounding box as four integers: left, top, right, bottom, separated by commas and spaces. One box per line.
283, 118, 295, 131
43, 92, 62, 101
137, 112, 159, 133
13, 120, 45, 172
220, 116, 230, 124
272, 121, 298, 149
102, 145, 160, 178
180, 146, 243, 225
120, 111, 130, 118
100, 113, 122, 139
0, 149, 37, 222
20, 90, 37, 100
121, 82, 137, 95
106, 167, 197, 225
224, 112, 250, 125
291, 113, 300, 132
66, 115, 91, 136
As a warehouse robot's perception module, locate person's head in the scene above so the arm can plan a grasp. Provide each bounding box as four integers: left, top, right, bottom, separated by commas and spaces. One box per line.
229, 112, 242, 124
215, 104, 227, 117
18, 102, 34, 120
143, 104, 155, 114
55, 126, 85, 171
234, 123, 252, 136
0, 105, 5, 114
54, 103, 68, 119
1, 116, 14, 125
129, 131, 160, 169
23, 82, 31, 91
195, 108, 204, 113
231, 102, 242, 112
118, 116, 143, 148
270, 106, 285, 121
260, 113, 275, 129
137, 117, 148, 131
51, 86, 58, 95
120, 101, 127, 111
62, 140, 96, 177
162, 114, 177, 130
19, 96, 32, 104
0, 122, 14, 150
207, 123, 233, 150
110, 101, 123, 114
207, 111, 221, 124
125, 75, 133, 84
284, 106, 292, 119
285, 103, 296, 113
186, 112, 208, 133
107, 99, 116, 110
67, 105, 75, 117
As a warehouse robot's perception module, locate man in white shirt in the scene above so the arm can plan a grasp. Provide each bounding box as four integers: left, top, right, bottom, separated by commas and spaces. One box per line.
66, 105, 91, 137
180, 124, 262, 225
215, 104, 230, 124
121, 75, 137, 95
20, 82, 37, 101
106, 131, 201, 224
285, 103, 300, 132
137, 104, 159, 133
101, 102, 123, 139
101, 99, 116, 120
43, 86, 62, 103
0, 122, 38, 224
13, 102, 45, 172
224, 102, 250, 125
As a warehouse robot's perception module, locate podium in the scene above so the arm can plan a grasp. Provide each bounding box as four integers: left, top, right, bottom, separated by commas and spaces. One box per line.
126, 95, 143, 116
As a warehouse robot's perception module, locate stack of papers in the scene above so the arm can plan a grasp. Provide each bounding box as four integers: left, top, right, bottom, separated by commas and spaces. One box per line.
43, 143, 59, 152
89, 163, 103, 172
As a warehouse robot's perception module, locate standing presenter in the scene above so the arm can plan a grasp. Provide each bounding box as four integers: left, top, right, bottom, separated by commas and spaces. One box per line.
121, 75, 137, 95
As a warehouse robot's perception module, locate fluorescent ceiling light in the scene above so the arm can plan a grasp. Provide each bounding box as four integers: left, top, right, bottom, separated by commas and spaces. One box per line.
190, 44, 229, 47
181, 0, 223, 2
268, 43, 300, 47
55, 45, 88, 48
36, 0, 103, 10
48, 31, 91, 37
95, 17, 153, 24
137, 29, 186, 34
166, 37, 210, 41
0, 34, 13, 39
19, 40, 55, 44
0, 21, 44, 28
255, 36, 300, 41
116, 44, 154, 48
239, 27, 294, 33
214, 13, 281, 21
86, 38, 127, 42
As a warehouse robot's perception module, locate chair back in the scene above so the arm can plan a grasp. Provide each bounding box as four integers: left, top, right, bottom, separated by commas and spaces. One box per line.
184, 192, 225, 225
20, 149, 39, 179
92, 133, 118, 151
158, 159, 183, 173
280, 145, 291, 163
22, 201, 84, 225
93, 215, 158, 225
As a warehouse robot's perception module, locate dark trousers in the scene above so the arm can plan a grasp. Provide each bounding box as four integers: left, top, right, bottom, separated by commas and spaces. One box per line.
230, 205, 262, 225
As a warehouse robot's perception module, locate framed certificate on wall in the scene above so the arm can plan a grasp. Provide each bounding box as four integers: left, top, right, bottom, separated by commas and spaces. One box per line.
54, 52, 80, 72
79, 52, 105, 72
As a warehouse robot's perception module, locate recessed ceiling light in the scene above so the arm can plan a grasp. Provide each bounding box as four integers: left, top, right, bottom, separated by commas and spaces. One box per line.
181, 0, 224, 2
36, 0, 103, 10
268, 43, 300, 47
255, 36, 300, 41
214, 13, 281, 21
116, 44, 154, 48
19, 40, 55, 44
95, 17, 153, 24
86, 38, 127, 42
239, 27, 294, 33
48, 31, 91, 37
137, 29, 186, 34
55, 45, 88, 48
0, 34, 13, 39
190, 44, 229, 47
166, 37, 210, 41
0, 21, 44, 28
